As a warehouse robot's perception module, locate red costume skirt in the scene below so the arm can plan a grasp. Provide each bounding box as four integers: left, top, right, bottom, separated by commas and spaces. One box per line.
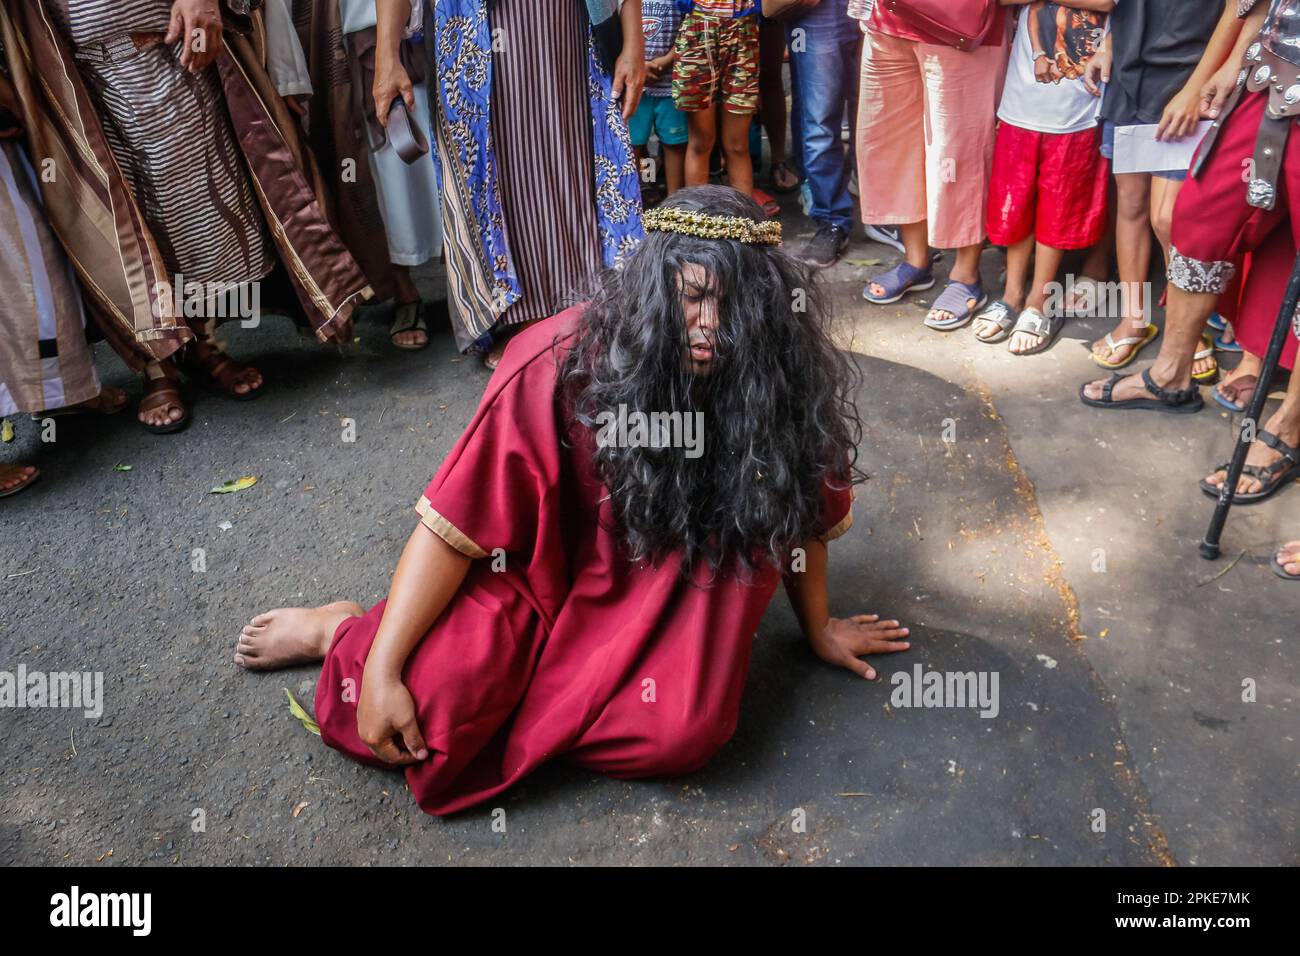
1170, 90, 1300, 299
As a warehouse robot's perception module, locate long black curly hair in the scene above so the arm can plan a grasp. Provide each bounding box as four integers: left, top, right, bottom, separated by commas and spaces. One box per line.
557, 185, 863, 579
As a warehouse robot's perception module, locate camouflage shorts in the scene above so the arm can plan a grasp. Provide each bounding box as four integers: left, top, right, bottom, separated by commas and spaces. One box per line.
672, 14, 759, 115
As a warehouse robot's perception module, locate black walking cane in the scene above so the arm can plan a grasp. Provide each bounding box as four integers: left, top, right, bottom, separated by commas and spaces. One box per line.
1200, 250, 1300, 559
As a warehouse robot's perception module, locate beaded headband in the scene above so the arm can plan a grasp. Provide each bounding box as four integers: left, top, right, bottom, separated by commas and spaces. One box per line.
642, 207, 782, 246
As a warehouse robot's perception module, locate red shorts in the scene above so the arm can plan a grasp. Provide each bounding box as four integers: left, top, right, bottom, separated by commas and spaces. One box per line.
1170, 89, 1300, 294
985, 122, 1109, 250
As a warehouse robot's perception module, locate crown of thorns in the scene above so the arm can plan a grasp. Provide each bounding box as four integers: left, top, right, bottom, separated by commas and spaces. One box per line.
642, 207, 782, 245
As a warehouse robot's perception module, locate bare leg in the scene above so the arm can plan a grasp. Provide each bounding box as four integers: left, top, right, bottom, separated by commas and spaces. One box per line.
1001, 235, 1032, 309
1010, 241, 1066, 354
720, 108, 755, 197
663, 142, 687, 195
974, 234, 1031, 340
1092, 172, 1152, 365
1149, 175, 1180, 260
235, 600, 364, 670
1081, 224, 1112, 281
684, 109, 717, 187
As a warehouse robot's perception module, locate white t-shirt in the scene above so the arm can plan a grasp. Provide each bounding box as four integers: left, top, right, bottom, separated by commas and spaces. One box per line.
997, 7, 1106, 135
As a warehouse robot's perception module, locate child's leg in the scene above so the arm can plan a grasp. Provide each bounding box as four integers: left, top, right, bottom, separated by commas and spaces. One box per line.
1091, 172, 1152, 363
718, 16, 759, 197
663, 143, 687, 194
685, 109, 718, 186
720, 108, 754, 195
1008, 241, 1066, 354
973, 234, 1032, 340
1003, 235, 1034, 309
1008, 240, 1067, 353
1149, 174, 1182, 261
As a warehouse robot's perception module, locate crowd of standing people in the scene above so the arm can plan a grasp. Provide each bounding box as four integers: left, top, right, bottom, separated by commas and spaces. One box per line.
1, 0, 1298, 579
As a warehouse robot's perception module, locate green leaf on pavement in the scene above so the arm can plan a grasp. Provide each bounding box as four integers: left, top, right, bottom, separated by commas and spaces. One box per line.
284, 689, 321, 737
210, 476, 258, 494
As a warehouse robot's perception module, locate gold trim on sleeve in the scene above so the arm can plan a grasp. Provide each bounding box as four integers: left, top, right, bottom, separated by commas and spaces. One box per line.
415, 496, 489, 559
821, 486, 856, 542
822, 509, 853, 542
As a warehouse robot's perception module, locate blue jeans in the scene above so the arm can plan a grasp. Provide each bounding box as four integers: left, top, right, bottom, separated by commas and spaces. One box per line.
786, 0, 860, 232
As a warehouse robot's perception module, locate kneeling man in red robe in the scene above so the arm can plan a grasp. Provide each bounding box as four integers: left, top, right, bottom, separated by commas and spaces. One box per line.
235, 185, 911, 816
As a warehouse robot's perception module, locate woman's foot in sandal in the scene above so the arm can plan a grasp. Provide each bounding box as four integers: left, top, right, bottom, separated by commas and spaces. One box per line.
1079, 367, 1204, 413
390, 300, 428, 351
1199, 424, 1300, 502
0, 463, 39, 498
183, 338, 264, 400
972, 298, 1021, 344
924, 279, 986, 331
863, 261, 935, 305
1271, 540, 1300, 580
1090, 320, 1158, 368
137, 363, 190, 434
1213, 350, 1264, 412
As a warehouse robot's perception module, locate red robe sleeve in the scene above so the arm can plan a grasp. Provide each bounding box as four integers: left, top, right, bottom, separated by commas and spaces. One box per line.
415, 347, 565, 560
817, 475, 855, 542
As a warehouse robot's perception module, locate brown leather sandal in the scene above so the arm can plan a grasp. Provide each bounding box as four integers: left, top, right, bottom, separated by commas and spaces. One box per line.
138, 369, 190, 435
0, 463, 40, 498
183, 337, 265, 402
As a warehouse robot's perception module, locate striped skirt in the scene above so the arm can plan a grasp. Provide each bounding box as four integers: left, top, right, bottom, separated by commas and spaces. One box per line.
0, 143, 100, 417
45, 0, 274, 286
486, 0, 603, 329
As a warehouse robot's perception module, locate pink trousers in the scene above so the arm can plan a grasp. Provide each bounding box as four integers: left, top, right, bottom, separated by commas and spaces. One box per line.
856, 29, 1007, 249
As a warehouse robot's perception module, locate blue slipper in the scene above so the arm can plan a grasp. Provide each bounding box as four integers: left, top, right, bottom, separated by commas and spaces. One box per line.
924, 280, 987, 331
863, 261, 936, 304
1214, 333, 1243, 353
1206, 312, 1227, 332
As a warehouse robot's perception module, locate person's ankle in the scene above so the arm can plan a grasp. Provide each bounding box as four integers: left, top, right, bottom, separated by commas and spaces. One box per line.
1149, 358, 1191, 389
1264, 409, 1300, 443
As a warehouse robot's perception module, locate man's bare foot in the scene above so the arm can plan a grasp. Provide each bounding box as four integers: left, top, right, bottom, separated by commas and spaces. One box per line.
235, 600, 364, 670
1275, 540, 1300, 578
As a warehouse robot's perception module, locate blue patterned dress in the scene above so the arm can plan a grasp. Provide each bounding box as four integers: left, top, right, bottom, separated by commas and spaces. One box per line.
422, 0, 644, 353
